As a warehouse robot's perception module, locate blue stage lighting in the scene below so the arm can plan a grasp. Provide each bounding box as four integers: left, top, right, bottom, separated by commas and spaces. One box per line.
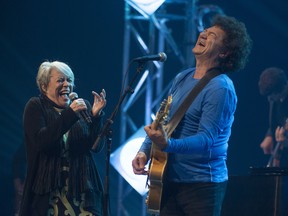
110, 126, 149, 195
126, 0, 165, 17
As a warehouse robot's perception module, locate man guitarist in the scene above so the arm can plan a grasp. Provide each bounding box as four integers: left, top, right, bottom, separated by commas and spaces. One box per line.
132, 15, 252, 216
258, 67, 288, 167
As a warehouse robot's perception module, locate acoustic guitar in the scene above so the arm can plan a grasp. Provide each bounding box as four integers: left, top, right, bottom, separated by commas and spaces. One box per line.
146, 95, 172, 215
267, 118, 288, 167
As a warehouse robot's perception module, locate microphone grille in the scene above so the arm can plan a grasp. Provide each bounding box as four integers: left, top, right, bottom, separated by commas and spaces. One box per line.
159, 52, 167, 62
69, 92, 78, 101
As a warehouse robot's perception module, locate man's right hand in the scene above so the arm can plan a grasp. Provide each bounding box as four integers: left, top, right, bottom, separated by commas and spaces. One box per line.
132, 152, 148, 175
260, 135, 273, 154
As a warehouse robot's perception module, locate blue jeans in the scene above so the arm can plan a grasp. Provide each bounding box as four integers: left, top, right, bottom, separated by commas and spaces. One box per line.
160, 181, 227, 216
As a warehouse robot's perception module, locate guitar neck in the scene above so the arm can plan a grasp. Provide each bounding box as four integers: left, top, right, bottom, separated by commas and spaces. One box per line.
151, 119, 160, 130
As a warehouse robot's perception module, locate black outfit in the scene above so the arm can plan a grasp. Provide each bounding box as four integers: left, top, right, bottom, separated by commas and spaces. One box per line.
20, 94, 105, 216
267, 85, 288, 167
160, 181, 227, 216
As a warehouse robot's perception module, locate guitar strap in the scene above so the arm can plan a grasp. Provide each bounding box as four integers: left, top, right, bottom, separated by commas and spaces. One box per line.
165, 67, 222, 137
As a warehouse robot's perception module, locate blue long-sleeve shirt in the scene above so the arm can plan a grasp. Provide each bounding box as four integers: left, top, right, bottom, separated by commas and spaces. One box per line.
140, 68, 237, 183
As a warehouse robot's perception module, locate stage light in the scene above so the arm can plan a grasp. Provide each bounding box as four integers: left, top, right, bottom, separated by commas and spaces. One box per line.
126, 0, 165, 17
197, 5, 224, 32
110, 126, 149, 195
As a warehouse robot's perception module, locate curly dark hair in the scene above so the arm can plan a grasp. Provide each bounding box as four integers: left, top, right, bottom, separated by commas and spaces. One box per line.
211, 15, 253, 72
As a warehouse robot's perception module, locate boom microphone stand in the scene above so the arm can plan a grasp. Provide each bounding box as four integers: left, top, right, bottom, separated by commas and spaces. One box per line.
92, 62, 146, 216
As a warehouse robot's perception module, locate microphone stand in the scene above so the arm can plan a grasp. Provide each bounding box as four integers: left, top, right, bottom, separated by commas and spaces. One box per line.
92, 62, 146, 216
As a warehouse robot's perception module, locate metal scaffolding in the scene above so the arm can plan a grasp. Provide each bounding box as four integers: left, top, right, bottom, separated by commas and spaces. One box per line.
114, 0, 224, 215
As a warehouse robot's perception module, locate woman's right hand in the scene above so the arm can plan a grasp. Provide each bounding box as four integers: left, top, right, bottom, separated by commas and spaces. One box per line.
70, 98, 87, 113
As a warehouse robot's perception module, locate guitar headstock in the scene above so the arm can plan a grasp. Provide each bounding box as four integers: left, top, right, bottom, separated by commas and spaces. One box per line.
154, 95, 172, 126
163, 95, 172, 121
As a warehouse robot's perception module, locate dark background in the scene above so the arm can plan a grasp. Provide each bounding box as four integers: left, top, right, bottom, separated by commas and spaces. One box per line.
1, 0, 288, 215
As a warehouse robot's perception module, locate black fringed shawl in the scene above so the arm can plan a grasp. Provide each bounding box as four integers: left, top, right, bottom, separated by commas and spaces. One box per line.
20, 94, 104, 215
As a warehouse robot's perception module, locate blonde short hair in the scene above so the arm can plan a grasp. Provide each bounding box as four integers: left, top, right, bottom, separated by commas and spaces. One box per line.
36, 61, 75, 94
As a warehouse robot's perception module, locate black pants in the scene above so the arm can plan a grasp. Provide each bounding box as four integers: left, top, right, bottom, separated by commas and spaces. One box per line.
160, 181, 227, 216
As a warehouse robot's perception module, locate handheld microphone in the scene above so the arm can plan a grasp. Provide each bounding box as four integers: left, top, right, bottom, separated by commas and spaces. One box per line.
132, 52, 167, 63
69, 92, 92, 124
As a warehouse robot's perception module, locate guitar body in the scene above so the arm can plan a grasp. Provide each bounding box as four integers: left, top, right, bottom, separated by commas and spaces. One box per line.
146, 145, 168, 214
146, 96, 172, 215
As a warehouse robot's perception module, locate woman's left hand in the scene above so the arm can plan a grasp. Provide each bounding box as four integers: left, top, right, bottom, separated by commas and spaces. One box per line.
91, 89, 106, 117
